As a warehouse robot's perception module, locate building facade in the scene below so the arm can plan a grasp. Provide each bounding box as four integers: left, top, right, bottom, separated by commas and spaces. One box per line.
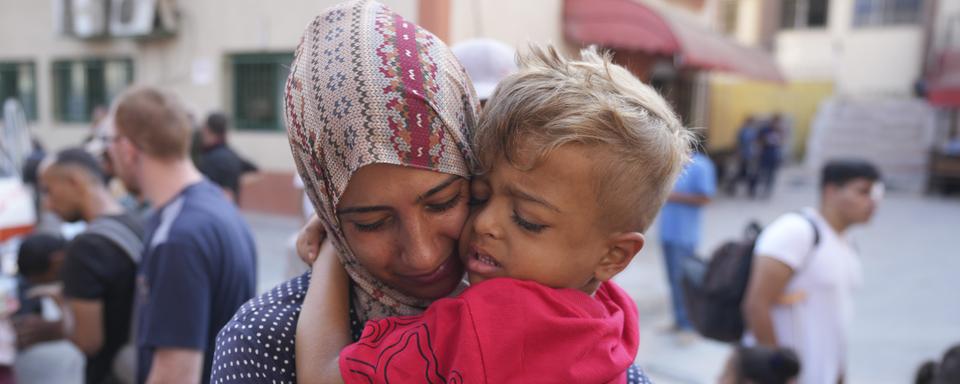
0, 0, 418, 214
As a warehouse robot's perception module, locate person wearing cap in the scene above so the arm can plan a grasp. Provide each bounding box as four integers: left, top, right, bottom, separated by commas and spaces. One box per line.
451, 38, 519, 104
743, 159, 883, 384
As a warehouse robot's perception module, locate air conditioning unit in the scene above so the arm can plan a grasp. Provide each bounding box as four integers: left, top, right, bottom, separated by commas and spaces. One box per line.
72, 0, 109, 38
109, 0, 177, 37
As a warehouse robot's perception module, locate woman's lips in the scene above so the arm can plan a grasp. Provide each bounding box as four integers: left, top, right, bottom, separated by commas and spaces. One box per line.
406, 254, 459, 285
465, 245, 502, 276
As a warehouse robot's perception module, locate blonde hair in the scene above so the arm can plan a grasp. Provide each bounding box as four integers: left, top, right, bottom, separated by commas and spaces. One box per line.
475, 44, 694, 231
114, 86, 193, 161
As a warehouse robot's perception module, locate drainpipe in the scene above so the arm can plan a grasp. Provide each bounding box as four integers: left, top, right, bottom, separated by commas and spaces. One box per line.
921, 0, 939, 78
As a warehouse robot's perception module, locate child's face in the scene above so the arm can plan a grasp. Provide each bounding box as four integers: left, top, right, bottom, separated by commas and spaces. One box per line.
458, 144, 614, 293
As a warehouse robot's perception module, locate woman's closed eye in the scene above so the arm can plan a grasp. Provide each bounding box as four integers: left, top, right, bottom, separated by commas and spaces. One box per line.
511, 210, 547, 233
352, 216, 392, 232
426, 192, 464, 213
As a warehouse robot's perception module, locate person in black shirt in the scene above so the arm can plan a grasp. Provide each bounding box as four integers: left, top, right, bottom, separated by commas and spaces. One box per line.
196, 112, 257, 203
39, 147, 144, 384
12, 232, 67, 348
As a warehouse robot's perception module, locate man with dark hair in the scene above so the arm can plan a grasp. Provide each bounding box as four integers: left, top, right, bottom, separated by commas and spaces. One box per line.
196, 112, 257, 203
12, 232, 86, 383
16, 233, 67, 286
109, 87, 256, 384
14, 232, 68, 345
743, 159, 882, 384
916, 344, 960, 384
35, 147, 145, 384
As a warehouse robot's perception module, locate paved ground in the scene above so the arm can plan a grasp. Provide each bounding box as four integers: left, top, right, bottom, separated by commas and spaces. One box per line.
246, 166, 960, 384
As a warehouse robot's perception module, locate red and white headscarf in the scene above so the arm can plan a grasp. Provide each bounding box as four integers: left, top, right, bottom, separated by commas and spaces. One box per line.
284, 0, 479, 323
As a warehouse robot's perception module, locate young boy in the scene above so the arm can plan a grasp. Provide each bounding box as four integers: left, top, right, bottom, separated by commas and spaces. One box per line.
297, 45, 693, 383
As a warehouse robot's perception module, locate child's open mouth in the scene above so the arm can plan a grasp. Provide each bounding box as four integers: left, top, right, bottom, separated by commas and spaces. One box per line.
466, 245, 502, 276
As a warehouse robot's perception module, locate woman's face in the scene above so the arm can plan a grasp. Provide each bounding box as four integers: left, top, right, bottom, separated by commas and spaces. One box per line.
337, 164, 469, 300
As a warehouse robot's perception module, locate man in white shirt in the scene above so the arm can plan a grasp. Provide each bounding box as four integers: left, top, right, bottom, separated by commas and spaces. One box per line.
743, 159, 882, 384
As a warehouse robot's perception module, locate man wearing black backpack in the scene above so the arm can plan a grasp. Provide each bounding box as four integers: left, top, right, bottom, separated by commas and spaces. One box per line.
743, 159, 882, 384
37, 147, 144, 384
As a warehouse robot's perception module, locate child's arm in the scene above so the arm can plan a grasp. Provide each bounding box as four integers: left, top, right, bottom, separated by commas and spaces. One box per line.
296, 239, 349, 384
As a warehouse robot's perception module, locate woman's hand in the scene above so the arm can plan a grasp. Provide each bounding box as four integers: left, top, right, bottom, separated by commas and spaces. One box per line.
297, 214, 327, 266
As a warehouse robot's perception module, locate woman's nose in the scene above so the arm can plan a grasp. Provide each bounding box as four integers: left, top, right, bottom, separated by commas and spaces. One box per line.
400, 218, 445, 272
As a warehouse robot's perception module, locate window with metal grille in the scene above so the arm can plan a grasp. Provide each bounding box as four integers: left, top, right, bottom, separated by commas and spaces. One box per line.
853, 0, 922, 27
780, 0, 829, 29
232, 53, 294, 131
52, 58, 133, 123
0, 62, 38, 121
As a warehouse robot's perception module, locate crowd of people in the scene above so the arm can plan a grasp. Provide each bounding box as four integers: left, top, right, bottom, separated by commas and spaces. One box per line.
724, 114, 789, 199
3, 1, 953, 384
11, 88, 261, 384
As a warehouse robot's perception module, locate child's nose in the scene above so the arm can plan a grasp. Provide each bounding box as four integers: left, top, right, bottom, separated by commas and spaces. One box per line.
470, 201, 502, 240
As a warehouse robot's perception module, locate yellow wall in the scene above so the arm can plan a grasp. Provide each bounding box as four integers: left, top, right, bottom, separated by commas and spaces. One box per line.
708, 76, 833, 159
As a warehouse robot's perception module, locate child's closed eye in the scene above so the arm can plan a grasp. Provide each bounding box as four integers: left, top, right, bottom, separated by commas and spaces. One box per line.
511, 210, 547, 233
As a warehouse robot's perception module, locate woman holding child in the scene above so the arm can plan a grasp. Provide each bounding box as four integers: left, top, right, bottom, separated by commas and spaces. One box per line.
211, 1, 685, 382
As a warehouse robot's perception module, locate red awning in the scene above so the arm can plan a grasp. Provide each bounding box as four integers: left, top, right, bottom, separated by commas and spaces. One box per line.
927, 49, 960, 107
564, 0, 784, 83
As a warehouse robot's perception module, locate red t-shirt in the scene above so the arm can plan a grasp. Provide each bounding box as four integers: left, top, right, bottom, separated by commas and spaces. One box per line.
339, 278, 639, 383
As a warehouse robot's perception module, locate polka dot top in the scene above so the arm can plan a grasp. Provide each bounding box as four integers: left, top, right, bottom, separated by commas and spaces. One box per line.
210, 272, 653, 383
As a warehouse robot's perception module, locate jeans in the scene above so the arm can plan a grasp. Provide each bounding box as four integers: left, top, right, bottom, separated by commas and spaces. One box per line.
662, 241, 695, 330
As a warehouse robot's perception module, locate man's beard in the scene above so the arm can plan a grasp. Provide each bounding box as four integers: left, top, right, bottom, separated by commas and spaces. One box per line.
117, 170, 141, 197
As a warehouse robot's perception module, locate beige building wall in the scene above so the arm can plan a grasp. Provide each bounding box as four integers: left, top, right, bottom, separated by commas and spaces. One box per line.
448, 0, 565, 49
931, 0, 960, 53
835, 26, 923, 96
732, 0, 763, 46
774, 0, 923, 96
0, 0, 417, 172
775, 30, 836, 81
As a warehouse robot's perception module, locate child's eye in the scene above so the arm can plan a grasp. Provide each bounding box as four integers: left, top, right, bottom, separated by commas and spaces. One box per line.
511, 211, 547, 233
426, 193, 463, 213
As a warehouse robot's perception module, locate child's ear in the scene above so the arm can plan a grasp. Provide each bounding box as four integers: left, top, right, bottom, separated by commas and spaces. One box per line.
594, 232, 644, 282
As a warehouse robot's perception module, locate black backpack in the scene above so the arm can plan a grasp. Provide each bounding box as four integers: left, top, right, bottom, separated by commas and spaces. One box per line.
681, 213, 819, 343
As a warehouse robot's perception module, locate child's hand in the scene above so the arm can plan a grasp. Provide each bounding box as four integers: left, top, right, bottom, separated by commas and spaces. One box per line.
297, 237, 349, 384
297, 214, 327, 266
312, 238, 346, 284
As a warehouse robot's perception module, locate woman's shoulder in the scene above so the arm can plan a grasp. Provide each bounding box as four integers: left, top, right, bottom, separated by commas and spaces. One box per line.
628, 363, 654, 384
211, 273, 310, 382
228, 272, 310, 326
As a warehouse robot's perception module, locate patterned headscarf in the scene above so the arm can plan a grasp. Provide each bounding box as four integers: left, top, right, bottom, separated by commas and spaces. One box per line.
284, 0, 479, 323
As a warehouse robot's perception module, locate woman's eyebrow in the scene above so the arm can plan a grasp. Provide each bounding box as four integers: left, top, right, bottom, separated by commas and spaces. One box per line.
415, 175, 462, 203
337, 205, 391, 215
